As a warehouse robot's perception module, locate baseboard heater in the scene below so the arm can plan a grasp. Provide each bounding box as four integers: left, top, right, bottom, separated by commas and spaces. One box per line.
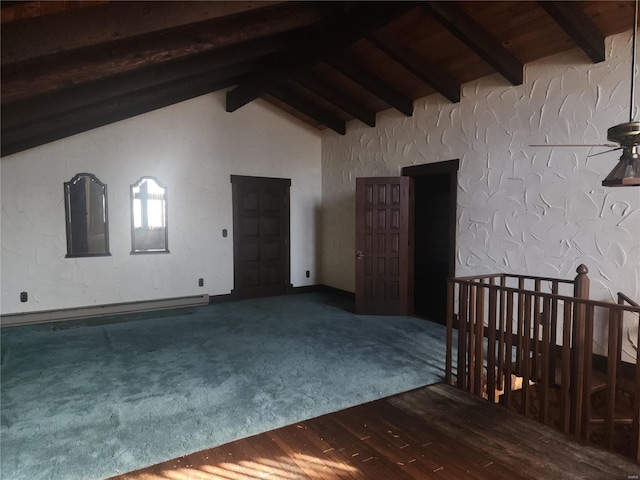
0, 294, 210, 327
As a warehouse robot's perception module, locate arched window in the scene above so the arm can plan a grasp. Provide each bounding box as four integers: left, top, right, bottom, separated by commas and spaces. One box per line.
130, 176, 169, 254
64, 173, 110, 257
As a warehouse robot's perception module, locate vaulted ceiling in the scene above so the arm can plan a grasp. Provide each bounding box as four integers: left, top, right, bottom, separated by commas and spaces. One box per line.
1, 1, 635, 157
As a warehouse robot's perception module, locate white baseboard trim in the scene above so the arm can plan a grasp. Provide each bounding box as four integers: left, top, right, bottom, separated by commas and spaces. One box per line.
0, 294, 210, 327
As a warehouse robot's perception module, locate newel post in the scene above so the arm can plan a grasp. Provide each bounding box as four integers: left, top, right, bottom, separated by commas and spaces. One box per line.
570, 264, 590, 436
574, 264, 590, 301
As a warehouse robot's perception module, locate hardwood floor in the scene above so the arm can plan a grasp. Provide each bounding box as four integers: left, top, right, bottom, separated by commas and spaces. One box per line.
108, 383, 639, 480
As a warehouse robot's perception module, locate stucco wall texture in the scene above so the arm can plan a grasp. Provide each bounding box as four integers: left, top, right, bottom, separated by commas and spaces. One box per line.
321, 32, 640, 357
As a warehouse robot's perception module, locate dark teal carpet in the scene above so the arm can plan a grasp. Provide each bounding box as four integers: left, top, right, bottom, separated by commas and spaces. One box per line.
1, 293, 447, 480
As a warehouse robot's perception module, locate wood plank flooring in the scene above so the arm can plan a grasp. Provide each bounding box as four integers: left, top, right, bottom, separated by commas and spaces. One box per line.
108, 383, 639, 480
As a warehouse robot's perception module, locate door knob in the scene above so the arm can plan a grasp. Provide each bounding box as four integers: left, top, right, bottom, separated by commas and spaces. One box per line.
356, 251, 365, 260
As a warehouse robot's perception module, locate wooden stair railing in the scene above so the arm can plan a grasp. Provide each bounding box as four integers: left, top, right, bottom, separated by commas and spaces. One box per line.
446, 265, 640, 460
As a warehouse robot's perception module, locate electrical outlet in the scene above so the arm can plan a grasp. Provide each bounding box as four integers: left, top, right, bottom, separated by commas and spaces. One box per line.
305, 270, 310, 278
198, 278, 204, 287
20, 292, 28, 302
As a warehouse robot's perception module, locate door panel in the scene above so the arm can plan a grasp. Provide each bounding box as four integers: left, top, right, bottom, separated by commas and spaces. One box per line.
232, 175, 291, 299
355, 176, 413, 315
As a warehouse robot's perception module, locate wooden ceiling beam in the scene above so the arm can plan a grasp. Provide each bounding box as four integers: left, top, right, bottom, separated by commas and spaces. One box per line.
1, 2, 330, 104
326, 55, 414, 117
225, 2, 412, 113
268, 84, 346, 135
1, 40, 285, 156
2, 37, 289, 130
293, 71, 377, 127
368, 31, 460, 103
538, 1, 606, 63
1, 2, 283, 64
422, 2, 523, 85
1, 67, 248, 157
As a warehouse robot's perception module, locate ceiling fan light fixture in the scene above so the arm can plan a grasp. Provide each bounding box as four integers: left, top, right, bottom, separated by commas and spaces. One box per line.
602, 121, 640, 186
601, 146, 640, 187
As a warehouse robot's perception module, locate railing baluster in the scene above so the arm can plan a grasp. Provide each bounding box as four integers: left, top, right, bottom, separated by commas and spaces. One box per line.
571, 306, 586, 436
581, 304, 595, 441
549, 281, 559, 391
474, 283, 485, 398
503, 290, 514, 408
497, 277, 506, 391
468, 284, 476, 394
522, 293, 532, 416
516, 278, 525, 377
445, 280, 454, 385
533, 279, 541, 383
487, 279, 497, 403
605, 307, 620, 449
541, 296, 551, 425
458, 283, 469, 391
561, 300, 572, 433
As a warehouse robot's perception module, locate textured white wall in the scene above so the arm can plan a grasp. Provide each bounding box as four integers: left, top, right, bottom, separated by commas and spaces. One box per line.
321, 32, 640, 357
1, 91, 322, 316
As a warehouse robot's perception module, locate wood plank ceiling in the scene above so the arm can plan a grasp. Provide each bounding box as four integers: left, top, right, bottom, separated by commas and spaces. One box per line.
1, 1, 635, 157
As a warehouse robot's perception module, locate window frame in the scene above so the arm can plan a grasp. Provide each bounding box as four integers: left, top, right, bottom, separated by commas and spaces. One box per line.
130, 176, 169, 255
64, 173, 111, 258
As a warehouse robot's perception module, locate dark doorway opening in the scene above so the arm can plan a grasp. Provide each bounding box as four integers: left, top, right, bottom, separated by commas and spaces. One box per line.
402, 160, 458, 324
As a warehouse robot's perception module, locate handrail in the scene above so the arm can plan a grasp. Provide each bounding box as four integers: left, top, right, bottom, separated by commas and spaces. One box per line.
446, 265, 640, 461
447, 273, 505, 281
450, 279, 640, 313
449, 272, 575, 285
618, 291, 640, 307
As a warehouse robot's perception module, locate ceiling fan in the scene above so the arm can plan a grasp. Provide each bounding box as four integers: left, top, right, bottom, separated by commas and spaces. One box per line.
531, 0, 640, 187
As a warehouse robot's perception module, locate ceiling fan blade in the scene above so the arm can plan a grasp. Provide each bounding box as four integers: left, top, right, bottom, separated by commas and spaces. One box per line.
587, 147, 623, 158
529, 144, 618, 147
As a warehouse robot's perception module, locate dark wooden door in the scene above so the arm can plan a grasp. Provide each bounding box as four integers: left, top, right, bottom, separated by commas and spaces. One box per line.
231, 175, 291, 299
355, 177, 413, 315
